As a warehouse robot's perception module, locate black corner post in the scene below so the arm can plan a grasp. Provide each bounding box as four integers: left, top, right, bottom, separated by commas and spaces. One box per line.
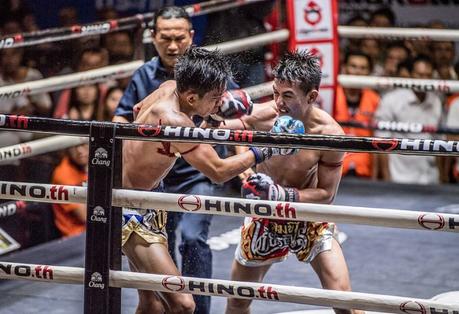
109, 137, 123, 313
84, 121, 119, 314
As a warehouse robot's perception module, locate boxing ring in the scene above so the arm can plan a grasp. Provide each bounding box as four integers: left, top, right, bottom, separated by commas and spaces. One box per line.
1, 0, 459, 313
0, 113, 459, 314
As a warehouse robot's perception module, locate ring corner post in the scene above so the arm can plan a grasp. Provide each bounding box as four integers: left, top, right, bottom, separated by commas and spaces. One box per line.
84, 121, 117, 314
109, 137, 123, 313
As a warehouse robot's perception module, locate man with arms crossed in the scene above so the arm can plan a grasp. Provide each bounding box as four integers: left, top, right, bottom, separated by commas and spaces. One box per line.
226, 51, 363, 314
122, 46, 295, 314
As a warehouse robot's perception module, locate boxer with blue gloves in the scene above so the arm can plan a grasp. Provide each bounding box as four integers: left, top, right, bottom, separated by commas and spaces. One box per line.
226, 51, 363, 314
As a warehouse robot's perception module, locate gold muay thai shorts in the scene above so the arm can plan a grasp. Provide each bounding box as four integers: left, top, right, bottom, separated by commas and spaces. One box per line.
121, 183, 167, 246
235, 217, 335, 266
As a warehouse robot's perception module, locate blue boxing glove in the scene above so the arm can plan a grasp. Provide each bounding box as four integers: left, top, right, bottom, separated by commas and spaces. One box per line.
272, 115, 305, 134
249, 116, 304, 164
241, 173, 299, 202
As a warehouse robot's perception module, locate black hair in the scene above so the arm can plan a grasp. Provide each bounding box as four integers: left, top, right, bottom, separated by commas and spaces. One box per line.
412, 54, 433, 70
386, 41, 409, 54
272, 50, 322, 94
153, 6, 192, 32
370, 7, 396, 26
175, 46, 231, 97
397, 58, 413, 74
344, 50, 373, 73
347, 15, 367, 26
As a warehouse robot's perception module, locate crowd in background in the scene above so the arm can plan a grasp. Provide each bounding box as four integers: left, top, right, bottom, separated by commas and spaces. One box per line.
0, 0, 458, 250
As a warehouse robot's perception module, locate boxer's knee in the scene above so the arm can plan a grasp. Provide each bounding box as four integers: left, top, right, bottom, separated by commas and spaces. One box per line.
226, 297, 251, 314
168, 295, 195, 314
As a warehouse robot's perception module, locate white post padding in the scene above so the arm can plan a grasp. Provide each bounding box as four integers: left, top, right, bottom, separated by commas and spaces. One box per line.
0, 181, 458, 233
0, 261, 457, 314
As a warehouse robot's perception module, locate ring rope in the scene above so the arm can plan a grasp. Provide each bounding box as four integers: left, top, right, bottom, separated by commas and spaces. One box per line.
0, 30, 287, 100
1, 181, 457, 233
0, 135, 87, 165
1, 63, 456, 102
1, 118, 455, 168
0, 0, 269, 50
0, 200, 26, 221
0, 261, 456, 313
339, 120, 459, 136
339, 25, 459, 41
2, 114, 459, 156
338, 74, 458, 94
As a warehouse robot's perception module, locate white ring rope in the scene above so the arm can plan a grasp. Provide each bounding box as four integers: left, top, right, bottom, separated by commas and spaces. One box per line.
0, 0, 270, 50
0, 136, 87, 165
0, 181, 458, 233
0, 261, 456, 313
0, 30, 288, 100
339, 26, 459, 41
1, 30, 456, 100
338, 75, 458, 94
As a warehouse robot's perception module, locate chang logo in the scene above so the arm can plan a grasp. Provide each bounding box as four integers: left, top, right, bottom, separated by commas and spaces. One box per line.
88, 272, 105, 289
92, 147, 111, 167
95, 148, 108, 159
90, 206, 107, 223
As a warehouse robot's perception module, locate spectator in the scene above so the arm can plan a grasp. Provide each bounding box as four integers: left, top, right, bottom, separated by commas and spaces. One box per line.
67, 84, 101, 120
396, 59, 413, 78
336, 51, 380, 178
0, 48, 52, 117
96, 6, 119, 21
103, 31, 135, 64
360, 38, 383, 75
344, 15, 368, 53
383, 42, 410, 77
100, 86, 123, 121
404, 23, 430, 59
53, 48, 109, 118
51, 143, 88, 237
58, 6, 79, 27
1, 17, 22, 35
432, 41, 457, 80
374, 55, 442, 184
369, 7, 395, 28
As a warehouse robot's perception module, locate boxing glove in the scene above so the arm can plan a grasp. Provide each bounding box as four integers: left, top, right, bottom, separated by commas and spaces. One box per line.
214, 89, 253, 120
249, 116, 304, 164
241, 173, 299, 202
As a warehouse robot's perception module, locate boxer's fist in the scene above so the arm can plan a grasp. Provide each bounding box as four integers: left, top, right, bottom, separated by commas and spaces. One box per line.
241, 173, 275, 200
241, 173, 299, 202
272, 115, 305, 134
215, 90, 253, 120
249, 116, 304, 164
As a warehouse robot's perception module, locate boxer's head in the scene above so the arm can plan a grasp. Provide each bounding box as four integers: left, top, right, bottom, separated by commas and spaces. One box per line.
174, 46, 231, 117
272, 50, 322, 119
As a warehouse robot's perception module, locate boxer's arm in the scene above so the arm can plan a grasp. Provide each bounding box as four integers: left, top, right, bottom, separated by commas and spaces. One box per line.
113, 115, 129, 123
297, 150, 344, 204
223, 101, 278, 131
181, 143, 256, 184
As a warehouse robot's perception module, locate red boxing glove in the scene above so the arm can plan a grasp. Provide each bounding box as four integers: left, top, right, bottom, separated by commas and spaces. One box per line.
241, 173, 299, 202
215, 89, 253, 120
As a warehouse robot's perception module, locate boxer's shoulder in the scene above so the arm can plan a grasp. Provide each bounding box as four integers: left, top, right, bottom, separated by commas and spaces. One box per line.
309, 107, 344, 136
